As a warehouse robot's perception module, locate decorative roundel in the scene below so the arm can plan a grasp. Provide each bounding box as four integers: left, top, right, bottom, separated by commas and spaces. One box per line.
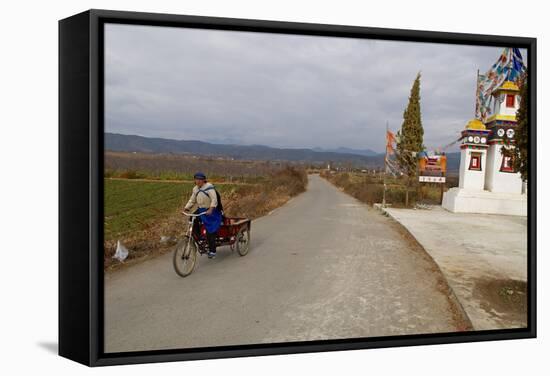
480, 137, 487, 144
474, 136, 480, 143
506, 128, 515, 138
468, 136, 474, 143
497, 128, 505, 137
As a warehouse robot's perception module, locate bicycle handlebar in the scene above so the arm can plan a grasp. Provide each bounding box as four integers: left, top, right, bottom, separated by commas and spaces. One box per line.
181, 211, 208, 217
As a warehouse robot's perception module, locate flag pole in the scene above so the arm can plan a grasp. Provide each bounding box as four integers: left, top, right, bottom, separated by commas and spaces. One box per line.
383, 121, 388, 208
475, 69, 480, 118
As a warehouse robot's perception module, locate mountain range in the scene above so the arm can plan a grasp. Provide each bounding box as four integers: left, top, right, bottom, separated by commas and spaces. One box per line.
311, 146, 379, 157
104, 133, 459, 171
105, 133, 384, 167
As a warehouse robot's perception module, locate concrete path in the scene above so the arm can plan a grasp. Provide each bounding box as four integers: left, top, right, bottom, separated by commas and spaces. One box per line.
383, 206, 527, 330
105, 175, 465, 353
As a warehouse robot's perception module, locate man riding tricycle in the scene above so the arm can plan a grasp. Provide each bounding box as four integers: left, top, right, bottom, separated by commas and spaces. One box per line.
173, 172, 251, 277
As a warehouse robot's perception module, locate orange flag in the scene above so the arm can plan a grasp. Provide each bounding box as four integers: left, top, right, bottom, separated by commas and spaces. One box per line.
386, 130, 396, 155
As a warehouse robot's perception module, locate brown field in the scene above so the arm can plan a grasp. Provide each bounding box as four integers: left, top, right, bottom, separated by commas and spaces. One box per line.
105, 151, 291, 183
320, 170, 457, 208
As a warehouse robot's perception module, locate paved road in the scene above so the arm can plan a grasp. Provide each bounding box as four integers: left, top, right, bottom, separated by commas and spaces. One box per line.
105, 175, 463, 353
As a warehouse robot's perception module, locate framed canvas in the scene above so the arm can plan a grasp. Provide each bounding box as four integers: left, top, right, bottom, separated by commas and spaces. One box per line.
59, 9, 537, 366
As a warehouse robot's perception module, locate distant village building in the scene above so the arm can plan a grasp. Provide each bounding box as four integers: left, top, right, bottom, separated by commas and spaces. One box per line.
442, 80, 526, 216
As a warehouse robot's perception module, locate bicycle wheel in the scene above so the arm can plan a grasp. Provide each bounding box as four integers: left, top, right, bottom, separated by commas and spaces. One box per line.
236, 228, 250, 256
173, 236, 197, 277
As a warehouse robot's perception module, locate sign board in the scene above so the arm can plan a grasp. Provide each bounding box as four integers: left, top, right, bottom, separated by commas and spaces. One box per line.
419, 176, 446, 183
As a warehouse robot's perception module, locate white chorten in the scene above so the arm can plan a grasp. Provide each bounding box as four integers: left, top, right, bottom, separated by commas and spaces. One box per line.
442, 81, 526, 216
484, 81, 523, 194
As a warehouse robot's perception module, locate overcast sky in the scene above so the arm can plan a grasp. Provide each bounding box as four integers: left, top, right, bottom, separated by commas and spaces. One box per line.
105, 24, 526, 153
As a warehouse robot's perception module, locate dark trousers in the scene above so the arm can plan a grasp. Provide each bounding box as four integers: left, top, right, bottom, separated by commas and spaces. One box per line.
206, 232, 217, 253
192, 219, 217, 253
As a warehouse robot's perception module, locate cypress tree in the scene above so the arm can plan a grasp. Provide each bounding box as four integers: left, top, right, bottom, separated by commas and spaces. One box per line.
396, 72, 424, 206
502, 74, 528, 182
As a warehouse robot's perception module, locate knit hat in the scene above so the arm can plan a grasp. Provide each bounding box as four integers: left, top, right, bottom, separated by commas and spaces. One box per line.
193, 172, 207, 180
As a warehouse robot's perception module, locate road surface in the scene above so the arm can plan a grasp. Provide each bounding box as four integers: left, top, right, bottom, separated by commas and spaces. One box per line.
105, 175, 464, 352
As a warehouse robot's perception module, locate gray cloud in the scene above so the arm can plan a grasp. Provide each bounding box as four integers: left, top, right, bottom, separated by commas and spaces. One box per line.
105, 24, 526, 153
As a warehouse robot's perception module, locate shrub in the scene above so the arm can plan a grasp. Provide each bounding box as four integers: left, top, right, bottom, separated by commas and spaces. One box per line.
321, 171, 421, 208
223, 165, 308, 219
118, 170, 146, 179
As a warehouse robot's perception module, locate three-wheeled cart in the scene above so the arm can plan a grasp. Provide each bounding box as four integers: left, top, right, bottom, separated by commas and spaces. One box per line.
173, 212, 251, 277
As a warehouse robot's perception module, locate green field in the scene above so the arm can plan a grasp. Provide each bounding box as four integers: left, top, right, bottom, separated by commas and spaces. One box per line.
104, 179, 238, 241
104, 179, 193, 241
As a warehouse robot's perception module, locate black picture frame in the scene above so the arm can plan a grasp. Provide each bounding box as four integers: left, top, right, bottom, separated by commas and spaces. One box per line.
59, 9, 537, 367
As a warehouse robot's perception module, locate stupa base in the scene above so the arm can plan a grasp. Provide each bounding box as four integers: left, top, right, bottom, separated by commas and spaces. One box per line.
442, 187, 527, 216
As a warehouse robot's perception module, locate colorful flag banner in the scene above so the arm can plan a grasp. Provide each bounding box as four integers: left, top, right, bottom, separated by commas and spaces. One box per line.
385, 130, 402, 176
386, 130, 396, 155
475, 47, 526, 122
385, 157, 402, 177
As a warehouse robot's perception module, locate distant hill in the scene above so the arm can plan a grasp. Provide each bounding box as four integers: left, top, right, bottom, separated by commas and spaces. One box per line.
445, 152, 460, 172
105, 133, 384, 167
311, 146, 378, 157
